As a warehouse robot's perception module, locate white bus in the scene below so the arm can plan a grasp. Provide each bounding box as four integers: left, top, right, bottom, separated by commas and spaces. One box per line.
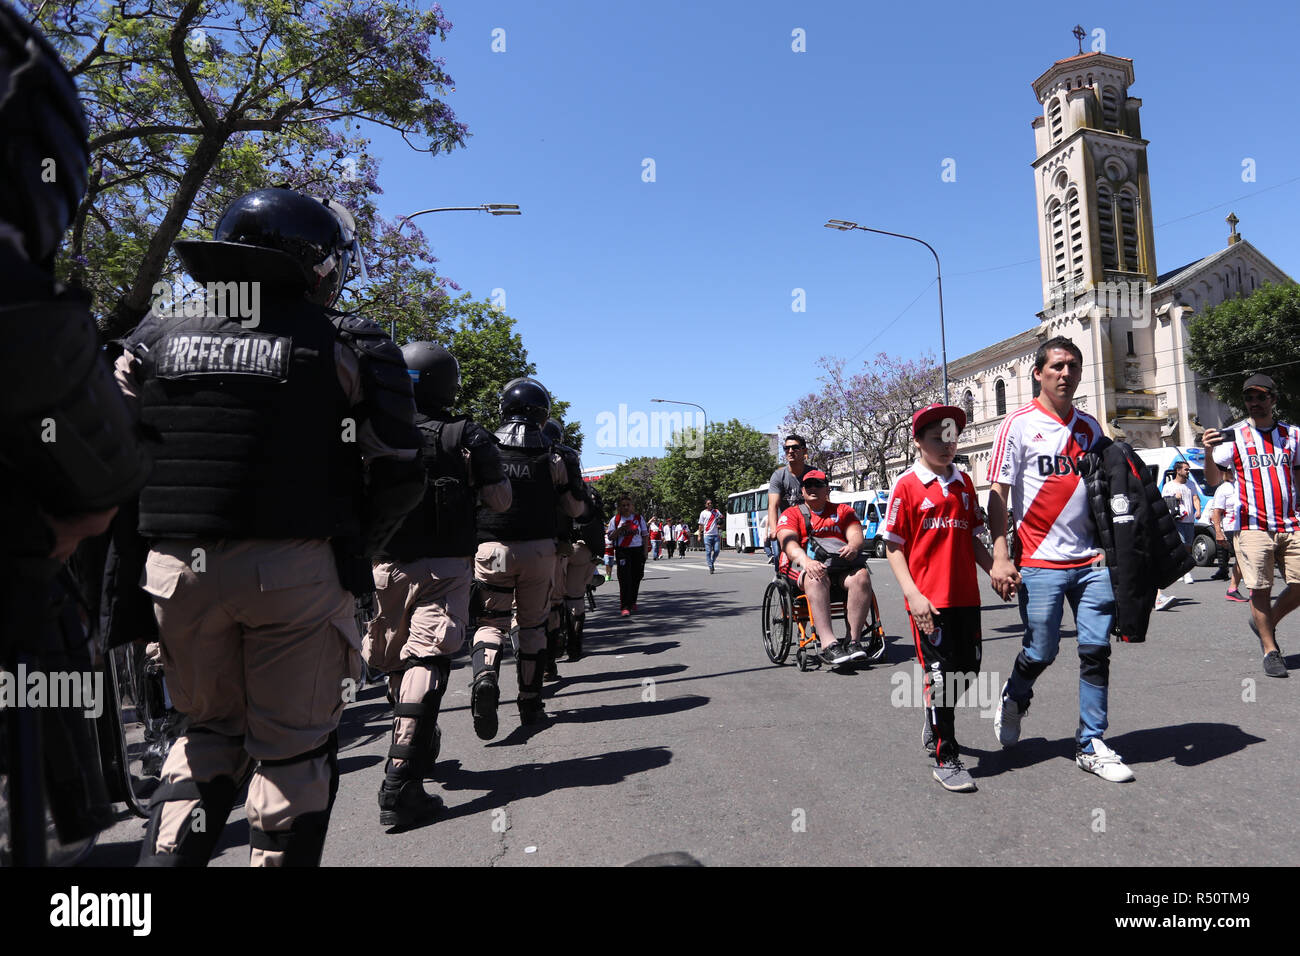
829, 490, 892, 559
725, 484, 769, 553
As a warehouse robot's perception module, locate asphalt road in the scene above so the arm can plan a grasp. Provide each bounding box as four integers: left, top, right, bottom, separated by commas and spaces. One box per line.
86, 548, 1300, 867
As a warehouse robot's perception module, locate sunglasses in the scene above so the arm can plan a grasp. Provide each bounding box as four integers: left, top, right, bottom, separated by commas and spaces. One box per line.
1244, 391, 1272, 402
784, 446, 806, 453
803, 481, 828, 490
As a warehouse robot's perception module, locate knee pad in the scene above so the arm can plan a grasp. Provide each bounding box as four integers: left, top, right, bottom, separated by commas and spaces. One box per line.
138, 727, 245, 868
250, 732, 339, 867
138, 774, 239, 867
1013, 649, 1049, 687
389, 656, 451, 777
516, 650, 545, 697
1078, 643, 1111, 687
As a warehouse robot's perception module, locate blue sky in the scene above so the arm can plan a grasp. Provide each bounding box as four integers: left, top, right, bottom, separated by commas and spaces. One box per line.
368, 0, 1300, 462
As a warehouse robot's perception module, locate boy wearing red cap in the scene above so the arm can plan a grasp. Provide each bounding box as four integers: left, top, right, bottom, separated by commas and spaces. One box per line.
883, 404, 993, 792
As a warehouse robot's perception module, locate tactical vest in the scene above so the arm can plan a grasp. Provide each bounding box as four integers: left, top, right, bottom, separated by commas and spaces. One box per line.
477, 444, 557, 542
382, 415, 475, 560
134, 297, 357, 539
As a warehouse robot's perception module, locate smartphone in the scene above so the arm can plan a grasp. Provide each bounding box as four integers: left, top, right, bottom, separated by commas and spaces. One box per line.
1219, 427, 1236, 443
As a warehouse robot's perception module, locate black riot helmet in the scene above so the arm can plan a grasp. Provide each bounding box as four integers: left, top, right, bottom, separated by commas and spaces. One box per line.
174, 187, 357, 306
541, 418, 564, 446
500, 377, 551, 427
0, 2, 91, 267
401, 341, 459, 412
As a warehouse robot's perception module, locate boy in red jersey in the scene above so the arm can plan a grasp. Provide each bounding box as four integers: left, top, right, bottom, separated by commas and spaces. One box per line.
883, 404, 993, 792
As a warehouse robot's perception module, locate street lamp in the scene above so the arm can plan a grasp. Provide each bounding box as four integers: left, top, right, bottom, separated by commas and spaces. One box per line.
824, 219, 949, 405
390, 203, 522, 338
650, 398, 709, 447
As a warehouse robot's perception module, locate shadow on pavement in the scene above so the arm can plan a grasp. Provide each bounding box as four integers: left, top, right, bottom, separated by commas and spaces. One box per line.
432, 745, 674, 822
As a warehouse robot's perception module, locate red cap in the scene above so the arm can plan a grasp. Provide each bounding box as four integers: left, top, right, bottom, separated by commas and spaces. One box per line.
800, 469, 829, 486
912, 403, 967, 438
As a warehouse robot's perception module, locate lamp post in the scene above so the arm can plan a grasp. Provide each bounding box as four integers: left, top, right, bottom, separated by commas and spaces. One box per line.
389, 203, 522, 339
824, 219, 949, 405
650, 398, 709, 450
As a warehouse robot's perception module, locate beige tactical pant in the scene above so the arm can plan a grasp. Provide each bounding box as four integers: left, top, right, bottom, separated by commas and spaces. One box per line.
364, 556, 471, 768
141, 538, 359, 867
473, 539, 555, 695
565, 541, 599, 615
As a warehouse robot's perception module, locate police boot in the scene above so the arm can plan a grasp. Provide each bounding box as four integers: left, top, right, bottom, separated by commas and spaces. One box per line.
378, 760, 443, 828
543, 625, 563, 682
516, 651, 547, 726
568, 615, 584, 662
470, 641, 501, 741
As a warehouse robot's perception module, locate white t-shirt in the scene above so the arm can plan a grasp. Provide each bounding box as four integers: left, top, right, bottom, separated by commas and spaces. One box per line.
1211, 480, 1240, 533
988, 400, 1104, 568
699, 508, 722, 537
1161, 479, 1197, 524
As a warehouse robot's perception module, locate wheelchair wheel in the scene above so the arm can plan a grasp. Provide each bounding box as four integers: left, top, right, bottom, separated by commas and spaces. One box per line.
862, 595, 887, 664
760, 580, 792, 665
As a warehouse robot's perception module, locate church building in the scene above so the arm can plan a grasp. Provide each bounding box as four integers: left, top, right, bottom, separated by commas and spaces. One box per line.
946, 45, 1292, 499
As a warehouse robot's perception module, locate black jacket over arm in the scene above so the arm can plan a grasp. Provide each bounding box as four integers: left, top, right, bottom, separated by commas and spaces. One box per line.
1083, 437, 1195, 643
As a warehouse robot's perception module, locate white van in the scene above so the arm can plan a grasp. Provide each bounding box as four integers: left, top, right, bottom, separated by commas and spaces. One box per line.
829, 489, 891, 558
1131, 445, 1218, 565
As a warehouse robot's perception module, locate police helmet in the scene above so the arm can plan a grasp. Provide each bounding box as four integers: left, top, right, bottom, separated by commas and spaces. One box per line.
0, 2, 90, 266
500, 377, 550, 427
174, 187, 356, 306
402, 341, 459, 411
541, 418, 564, 445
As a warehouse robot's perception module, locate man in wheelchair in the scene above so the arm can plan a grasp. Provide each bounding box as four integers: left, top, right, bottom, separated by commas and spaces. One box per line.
774, 469, 879, 666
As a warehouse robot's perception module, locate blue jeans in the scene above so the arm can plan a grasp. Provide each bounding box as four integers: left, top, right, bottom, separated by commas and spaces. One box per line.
704, 535, 720, 569
1006, 564, 1115, 749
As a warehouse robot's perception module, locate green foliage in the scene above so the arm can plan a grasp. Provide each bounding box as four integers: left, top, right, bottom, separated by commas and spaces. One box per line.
653, 419, 776, 525
421, 293, 581, 451
27, 0, 468, 335
1187, 282, 1300, 423
594, 457, 664, 520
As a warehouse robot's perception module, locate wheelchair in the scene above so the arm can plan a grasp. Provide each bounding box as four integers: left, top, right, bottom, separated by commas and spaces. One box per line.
760, 558, 887, 671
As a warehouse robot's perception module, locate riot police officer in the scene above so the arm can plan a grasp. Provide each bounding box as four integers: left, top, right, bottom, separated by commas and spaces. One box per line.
367, 342, 510, 827
566, 487, 607, 662
0, 1, 152, 865
540, 418, 590, 681
470, 379, 587, 738
115, 186, 426, 865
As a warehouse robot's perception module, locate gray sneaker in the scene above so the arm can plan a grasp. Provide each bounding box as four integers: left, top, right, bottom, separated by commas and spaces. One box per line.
1250, 615, 1283, 656
932, 757, 977, 792
819, 642, 853, 666
922, 718, 936, 758
1263, 650, 1289, 678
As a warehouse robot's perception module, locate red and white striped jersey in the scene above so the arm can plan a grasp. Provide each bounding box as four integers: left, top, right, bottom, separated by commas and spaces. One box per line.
1212, 419, 1300, 532
988, 400, 1104, 568
607, 513, 648, 548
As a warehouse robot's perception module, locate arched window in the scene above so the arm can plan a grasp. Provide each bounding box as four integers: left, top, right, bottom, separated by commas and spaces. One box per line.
1097, 183, 1118, 271
1065, 188, 1084, 281
995, 379, 1007, 417
1048, 198, 1066, 283
1101, 85, 1120, 129
963, 389, 975, 424
1118, 189, 1139, 271
1048, 96, 1063, 144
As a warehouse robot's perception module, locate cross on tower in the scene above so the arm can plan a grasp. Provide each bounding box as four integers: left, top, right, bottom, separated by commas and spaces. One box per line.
1072, 24, 1086, 54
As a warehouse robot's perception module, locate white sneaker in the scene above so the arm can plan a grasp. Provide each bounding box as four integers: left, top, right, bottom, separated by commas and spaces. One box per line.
1182, 573, 1194, 584
1153, 593, 1173, 611
993, 682, 1025, 748
1076, 738, 1135, 782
